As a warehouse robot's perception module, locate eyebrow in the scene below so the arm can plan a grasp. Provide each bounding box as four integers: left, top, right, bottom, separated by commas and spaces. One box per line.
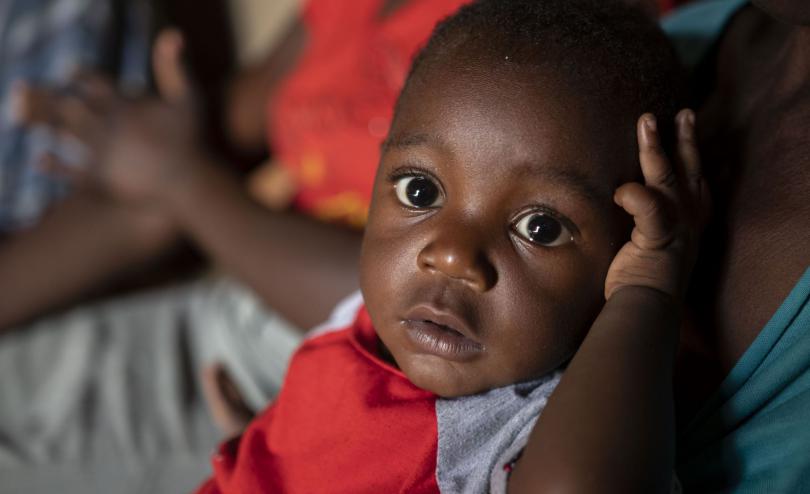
512, 163, 610, 204
381, 132, 441, 151
382, 132, 610, 204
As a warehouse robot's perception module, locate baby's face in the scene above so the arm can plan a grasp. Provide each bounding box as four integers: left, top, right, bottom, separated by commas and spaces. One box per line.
361, 59, 639, 397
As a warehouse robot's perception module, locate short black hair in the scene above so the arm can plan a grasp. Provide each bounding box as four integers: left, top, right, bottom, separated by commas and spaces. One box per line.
397, 0, 683, 142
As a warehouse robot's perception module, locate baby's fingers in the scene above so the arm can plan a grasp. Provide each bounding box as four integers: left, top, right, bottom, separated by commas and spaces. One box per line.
676, 110, 700, 193
637, 114, 678, 199
676, 109, 711, 227
614, 182, 673, 250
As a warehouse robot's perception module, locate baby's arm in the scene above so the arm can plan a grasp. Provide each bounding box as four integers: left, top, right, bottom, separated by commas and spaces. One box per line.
510, 110, 707, 493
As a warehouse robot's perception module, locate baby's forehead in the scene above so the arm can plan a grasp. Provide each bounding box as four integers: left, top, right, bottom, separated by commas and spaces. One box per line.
391, 60, 641, 187
405, 55, 634, 133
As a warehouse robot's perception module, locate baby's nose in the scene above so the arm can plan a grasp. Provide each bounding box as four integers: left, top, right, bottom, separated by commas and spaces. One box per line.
416, 225, 497, 292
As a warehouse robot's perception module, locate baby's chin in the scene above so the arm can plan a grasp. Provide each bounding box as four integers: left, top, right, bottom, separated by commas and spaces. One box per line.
396, 344, 576, 398
398, 353, 525, 398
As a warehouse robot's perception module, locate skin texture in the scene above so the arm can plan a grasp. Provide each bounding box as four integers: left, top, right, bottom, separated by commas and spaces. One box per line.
750, 0, 810, 25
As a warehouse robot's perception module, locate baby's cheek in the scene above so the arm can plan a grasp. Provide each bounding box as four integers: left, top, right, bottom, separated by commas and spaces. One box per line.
531, 326, 582, 376
358, 238, 391, 315
525, 298, 597, 374
492, 321, 567, 384
359, 226, 415, 318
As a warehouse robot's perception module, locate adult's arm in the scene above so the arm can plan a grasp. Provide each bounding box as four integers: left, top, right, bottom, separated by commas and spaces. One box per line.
0, 17, 314, 330
134, 15, 362, 329
0, 192, 177, 330
112, 15, 362, 330
166, 157, 362, 331
0, 160, 362, 333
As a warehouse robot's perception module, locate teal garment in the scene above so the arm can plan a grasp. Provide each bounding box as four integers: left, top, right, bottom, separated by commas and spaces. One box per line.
677, 269, 810, 492
664, 3, 810, 491
661, 0, 748, 68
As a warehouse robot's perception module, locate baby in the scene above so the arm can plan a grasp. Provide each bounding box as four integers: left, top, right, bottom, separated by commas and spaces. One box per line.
196, 0, 706, 492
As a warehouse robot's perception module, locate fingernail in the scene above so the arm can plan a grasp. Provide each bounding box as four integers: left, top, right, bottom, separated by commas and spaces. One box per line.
644, 114, 657, 133
678, 110, 695, 138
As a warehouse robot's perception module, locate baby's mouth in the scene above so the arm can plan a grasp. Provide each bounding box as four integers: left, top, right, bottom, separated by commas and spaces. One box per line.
401, 305, 483, 361
403, 305, 478, 341
402, 319, 484, 361
427, 320, 463, 336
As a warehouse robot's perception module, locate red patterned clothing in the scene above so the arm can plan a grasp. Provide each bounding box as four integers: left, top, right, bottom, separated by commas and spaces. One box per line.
266, 0, 469, 227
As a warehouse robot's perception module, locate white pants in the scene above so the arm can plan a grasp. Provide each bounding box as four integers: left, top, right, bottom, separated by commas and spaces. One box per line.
0, 279, 303, 494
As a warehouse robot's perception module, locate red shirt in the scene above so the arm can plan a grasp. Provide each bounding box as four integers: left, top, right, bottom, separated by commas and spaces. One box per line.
267, 0, 469, 227
194, 307, 440, 494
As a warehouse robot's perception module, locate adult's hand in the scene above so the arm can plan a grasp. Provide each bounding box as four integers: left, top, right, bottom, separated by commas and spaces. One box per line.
12, 29, 204, 208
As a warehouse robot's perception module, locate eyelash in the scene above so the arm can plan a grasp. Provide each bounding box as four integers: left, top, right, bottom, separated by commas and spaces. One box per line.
511, 208, 577, 247
512, 206, 573, 229
388, 166, 445, 209
387, 166, 439, 185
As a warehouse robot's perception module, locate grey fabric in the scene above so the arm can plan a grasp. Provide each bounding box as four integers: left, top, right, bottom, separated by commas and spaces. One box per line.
0, 278, 302, 494
435, 371, 562, 494
434, 370, 682, 494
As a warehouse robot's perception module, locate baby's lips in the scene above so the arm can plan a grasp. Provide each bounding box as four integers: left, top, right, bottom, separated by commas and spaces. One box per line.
404, 304, 480, 344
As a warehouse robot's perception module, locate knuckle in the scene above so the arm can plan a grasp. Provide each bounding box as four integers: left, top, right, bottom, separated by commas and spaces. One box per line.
659, 168, 678, 188
643, 196, 662, 218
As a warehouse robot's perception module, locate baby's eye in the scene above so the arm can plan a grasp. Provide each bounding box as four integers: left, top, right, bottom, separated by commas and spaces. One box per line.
513, 212, 573, 247
394, 175, 443, 209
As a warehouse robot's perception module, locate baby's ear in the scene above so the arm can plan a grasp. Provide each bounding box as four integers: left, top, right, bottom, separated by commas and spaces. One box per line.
151, 28, 191, 104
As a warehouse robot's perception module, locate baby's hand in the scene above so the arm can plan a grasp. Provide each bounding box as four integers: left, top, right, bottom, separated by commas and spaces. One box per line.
605, 110, 709, 302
